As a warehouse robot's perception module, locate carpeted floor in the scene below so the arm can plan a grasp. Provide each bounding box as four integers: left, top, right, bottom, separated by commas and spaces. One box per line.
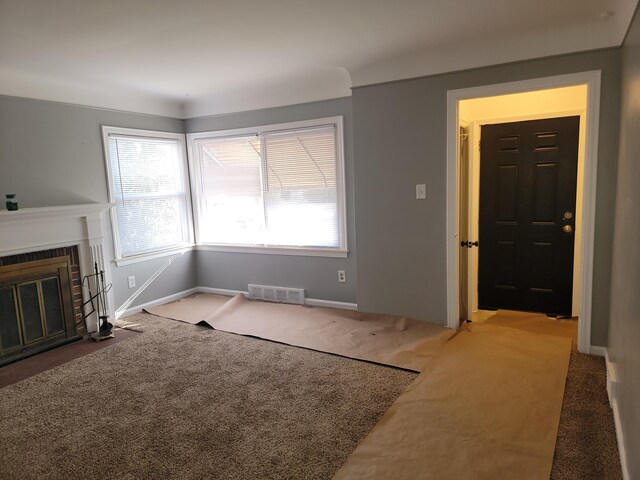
0, 328, 140, 388
551, 347, 622, 479
0, 312, 622, 479
0, 313, 416, 480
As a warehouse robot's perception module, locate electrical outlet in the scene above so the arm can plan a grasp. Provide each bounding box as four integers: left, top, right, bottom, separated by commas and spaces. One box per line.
416, 184, 427, 199
127, 275, 136, 289
338, 270, 346, 283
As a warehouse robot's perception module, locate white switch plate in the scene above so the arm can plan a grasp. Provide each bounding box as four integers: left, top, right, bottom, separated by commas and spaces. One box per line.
416, 184, 426, 199
338, 270, 346, 283
128, 275, 136, 288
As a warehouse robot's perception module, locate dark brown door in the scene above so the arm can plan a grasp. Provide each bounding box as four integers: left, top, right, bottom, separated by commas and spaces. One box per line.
478, 116, 579, 316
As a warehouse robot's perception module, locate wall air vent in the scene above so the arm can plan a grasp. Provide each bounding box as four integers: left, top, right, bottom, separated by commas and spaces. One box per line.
248, 284, 305, 305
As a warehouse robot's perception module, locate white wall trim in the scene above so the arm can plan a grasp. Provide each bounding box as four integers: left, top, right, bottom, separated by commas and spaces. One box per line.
119, 286, 243, 318
612, 398, 631, 480
605, 349, 616, 406
589, 345, 607, 357
603, 349, 631, 480
197, 286, 249, 297
120, 285, 359, 317
194, 244, 348, 258
446, 70, 601, 354
114, 246, 194, 267
118, 287, 200, 318
305, 298, 358, 310
198, 286, 358, 310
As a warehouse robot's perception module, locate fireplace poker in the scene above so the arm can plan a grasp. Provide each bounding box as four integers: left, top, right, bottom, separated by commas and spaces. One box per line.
95, 262, 113, 338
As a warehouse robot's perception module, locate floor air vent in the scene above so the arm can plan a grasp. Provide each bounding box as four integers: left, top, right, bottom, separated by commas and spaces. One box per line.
248, 284, 305, 305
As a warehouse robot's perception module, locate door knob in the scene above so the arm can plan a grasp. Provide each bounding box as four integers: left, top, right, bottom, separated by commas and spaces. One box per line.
468, 241, 479, 248
563, 225, 573, 234
461, 241, 468, 247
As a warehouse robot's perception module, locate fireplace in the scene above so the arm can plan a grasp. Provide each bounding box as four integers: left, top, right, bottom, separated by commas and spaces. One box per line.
0, 203, 113, 362
0, 248, 84, 364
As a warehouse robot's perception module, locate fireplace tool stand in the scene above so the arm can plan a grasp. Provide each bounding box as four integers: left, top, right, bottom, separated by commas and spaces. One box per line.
82, 263, 114, 341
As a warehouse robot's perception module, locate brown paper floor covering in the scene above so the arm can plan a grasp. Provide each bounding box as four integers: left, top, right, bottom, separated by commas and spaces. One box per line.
485, 309, 579, 342
145, 293, 454, 372
333, 317, 572, 480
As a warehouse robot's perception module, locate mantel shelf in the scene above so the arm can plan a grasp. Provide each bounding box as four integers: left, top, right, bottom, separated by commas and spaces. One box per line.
0, 203, 113, 223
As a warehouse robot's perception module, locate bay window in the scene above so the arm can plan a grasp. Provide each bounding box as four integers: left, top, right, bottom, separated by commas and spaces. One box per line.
187, 117, 347, 256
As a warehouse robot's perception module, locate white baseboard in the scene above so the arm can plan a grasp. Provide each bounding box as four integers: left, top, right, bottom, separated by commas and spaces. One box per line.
589, 345, 607, 357
305, 298, 358, 310
197, 286, 248, 297
118, 287, 199, 318
604, 349, 630, 480
612, 396, 631, 480
605, 349, 617, 407
121, 285, 359, 315
196, 286, 358, 310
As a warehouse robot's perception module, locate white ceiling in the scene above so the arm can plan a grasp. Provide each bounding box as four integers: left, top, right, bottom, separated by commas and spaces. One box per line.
0, 0, 637, 118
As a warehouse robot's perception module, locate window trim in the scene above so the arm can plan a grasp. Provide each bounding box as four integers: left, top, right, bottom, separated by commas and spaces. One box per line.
101, 126, 194, 265
186, 116, 348, 257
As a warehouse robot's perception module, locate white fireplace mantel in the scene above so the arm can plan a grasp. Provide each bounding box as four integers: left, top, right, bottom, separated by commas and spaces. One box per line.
0, 203, 115, 332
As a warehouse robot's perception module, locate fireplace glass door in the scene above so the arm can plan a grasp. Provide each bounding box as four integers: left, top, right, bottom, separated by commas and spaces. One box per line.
0, 257, 78, 364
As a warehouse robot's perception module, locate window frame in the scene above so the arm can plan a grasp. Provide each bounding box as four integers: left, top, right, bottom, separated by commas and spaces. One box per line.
101, 126, 194, 266
186, 116, 348, 258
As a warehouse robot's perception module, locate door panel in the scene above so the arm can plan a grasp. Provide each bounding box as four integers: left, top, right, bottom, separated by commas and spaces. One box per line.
496, 164, 519, 221
478, 116, 579, 316
532, 163, 558, 222
458, 126, 470, 322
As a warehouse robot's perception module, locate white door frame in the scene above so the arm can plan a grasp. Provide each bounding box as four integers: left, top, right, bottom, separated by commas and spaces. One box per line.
446, 71, 601, 354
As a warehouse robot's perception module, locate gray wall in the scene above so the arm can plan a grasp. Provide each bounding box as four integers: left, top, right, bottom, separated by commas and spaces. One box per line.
185, 98, 357, 303
0, 96, 197, 309
0, 48, 623, 341
352, 49, 621, 345
111, 252, 197, 309
608, 6, 640, 477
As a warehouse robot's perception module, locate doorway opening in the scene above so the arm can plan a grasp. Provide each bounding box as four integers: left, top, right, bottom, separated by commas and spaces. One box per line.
446, 72, 601, 354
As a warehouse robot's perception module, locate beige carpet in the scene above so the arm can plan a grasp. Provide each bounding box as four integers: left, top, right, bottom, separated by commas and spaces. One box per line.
333, 321, 572, 480
0, 312, 416, 480
145, 293, 454, 372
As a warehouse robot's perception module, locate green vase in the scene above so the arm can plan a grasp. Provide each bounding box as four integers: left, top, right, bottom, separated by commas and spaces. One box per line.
5, 194, 18, 211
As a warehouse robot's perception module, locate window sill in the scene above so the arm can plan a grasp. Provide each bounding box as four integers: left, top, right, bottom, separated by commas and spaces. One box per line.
195, 244, 348, 258
113, 246, 194, 267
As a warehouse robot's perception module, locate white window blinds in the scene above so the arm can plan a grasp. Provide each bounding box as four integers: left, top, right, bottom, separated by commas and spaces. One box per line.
189, 119, 345, 251
263, 127, 338, 247
195, 135, 264, 245
105, 130, 191, 258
